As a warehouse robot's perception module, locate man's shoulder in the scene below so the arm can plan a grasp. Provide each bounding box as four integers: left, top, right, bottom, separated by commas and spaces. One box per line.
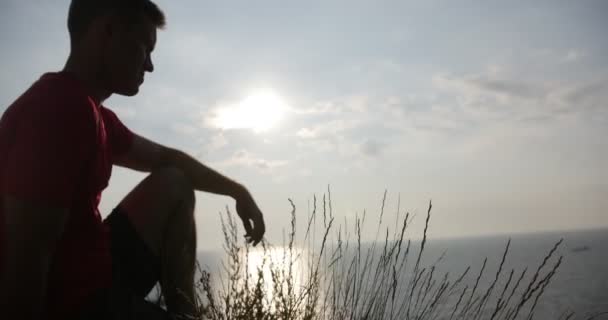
7, 72, 96, 120
0, 72, 100, 140
27, 72, 93, 107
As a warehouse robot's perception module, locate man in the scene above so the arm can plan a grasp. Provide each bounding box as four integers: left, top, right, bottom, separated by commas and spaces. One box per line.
0, 0, 266, 319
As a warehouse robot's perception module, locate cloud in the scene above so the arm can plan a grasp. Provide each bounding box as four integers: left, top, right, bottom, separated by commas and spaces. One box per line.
433, 65, 608, 122
561, 79, 608, 111
563, 49, 587, 63
292, 95, 372, 118
170, 122, 198, 135
112, 106, 137, 119
292, 101, 342, 116
293, 119, 362, 156
531, 48, 588, 64
216, 150, 288, 171
297, 119, 359, 138
207, 132, 229, 150
433, 72, 546, 102
422, 63, 608, 165
360, 139, 385, 157
296, 127, 318, 139
467, 77, 541, 100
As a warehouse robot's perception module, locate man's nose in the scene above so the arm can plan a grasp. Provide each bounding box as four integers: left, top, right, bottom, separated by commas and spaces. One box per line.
144, 55, 154, 72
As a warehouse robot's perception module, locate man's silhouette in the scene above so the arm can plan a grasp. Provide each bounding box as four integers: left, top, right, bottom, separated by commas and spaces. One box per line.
0, 1, 266, 319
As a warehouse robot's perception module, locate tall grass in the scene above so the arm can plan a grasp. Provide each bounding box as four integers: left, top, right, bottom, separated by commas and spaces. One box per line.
176, 190, 605, 320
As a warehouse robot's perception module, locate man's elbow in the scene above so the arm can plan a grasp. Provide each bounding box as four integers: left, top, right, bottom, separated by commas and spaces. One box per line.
152, 146, 182, 171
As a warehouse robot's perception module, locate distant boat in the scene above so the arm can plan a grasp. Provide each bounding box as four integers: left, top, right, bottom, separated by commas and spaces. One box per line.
571, 245, 590, 253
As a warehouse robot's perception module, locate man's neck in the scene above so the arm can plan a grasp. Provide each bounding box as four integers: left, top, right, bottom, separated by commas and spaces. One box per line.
63, 52, 112, 105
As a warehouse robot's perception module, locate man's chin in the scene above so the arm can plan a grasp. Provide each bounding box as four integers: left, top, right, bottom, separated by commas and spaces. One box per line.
114, 85, 140, 97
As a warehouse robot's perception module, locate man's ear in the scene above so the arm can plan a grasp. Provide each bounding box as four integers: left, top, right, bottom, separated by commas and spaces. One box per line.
84, 15, 113, 46
101, 15, 117, 39
97, 13, 127, 42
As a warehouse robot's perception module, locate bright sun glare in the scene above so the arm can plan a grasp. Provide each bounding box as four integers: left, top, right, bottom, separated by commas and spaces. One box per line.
245, 247, 307, 302
212, 89, 287, 133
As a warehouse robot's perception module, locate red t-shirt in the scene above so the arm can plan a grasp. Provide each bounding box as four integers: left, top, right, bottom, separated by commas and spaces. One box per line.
0, 72, 134, 319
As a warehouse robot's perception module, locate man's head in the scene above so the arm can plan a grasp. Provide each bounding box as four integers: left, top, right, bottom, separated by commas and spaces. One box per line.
67, 0, 165, 96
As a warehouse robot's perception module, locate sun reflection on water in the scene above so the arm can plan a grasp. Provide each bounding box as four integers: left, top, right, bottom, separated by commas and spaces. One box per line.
244, 246, 310, 302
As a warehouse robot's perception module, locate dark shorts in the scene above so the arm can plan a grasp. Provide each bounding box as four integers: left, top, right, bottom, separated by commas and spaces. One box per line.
72, 206, 170, 320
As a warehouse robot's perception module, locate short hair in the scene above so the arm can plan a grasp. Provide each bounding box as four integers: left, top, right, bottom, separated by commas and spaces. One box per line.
68, 0, 166, 44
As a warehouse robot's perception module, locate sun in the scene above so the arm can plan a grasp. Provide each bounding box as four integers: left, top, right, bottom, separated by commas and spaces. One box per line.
212, 89, 287, 133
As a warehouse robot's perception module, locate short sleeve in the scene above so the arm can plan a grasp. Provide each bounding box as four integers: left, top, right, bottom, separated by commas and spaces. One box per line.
100, 106, 134, 157
2, 102, 95, 207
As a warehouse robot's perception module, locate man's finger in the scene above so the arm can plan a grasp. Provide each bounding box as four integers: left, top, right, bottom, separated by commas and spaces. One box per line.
242, 218, 253, 236
252, 238, 262, 246
255, 215, 265, 237
251, 228, 262, 246
253, 229, 263, 243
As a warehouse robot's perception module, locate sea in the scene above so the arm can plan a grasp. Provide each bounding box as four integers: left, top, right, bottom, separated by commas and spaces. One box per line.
194, 228, 608, 320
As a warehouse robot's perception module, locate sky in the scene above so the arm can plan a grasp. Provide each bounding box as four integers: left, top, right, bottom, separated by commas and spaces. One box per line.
1, 0, 607, 250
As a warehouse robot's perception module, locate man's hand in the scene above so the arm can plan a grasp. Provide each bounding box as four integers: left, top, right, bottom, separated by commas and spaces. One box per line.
235, 189, 266, 246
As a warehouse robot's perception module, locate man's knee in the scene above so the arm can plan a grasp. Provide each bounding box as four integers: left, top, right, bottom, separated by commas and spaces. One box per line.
150, 166, 194, 203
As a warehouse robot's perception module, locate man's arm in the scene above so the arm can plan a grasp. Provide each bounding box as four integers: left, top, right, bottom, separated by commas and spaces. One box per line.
114, 134, 265, 243
0, 195, 69, 319
114, 133, 245, 197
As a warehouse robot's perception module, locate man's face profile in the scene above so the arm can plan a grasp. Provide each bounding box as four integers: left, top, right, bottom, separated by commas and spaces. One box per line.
101, 15, 157, 96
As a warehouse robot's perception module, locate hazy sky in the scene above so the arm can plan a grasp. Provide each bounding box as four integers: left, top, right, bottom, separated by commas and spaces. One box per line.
1, 0, 607, 249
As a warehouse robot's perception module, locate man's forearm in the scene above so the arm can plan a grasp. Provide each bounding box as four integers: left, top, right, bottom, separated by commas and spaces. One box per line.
167, 149, 246, 199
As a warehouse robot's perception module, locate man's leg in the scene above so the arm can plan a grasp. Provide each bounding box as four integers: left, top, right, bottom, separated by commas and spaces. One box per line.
116, 166, 198, 317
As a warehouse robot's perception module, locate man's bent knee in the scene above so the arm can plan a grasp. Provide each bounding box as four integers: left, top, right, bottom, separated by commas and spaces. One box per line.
119, 166, 196, 257
150, 166, 194, 202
